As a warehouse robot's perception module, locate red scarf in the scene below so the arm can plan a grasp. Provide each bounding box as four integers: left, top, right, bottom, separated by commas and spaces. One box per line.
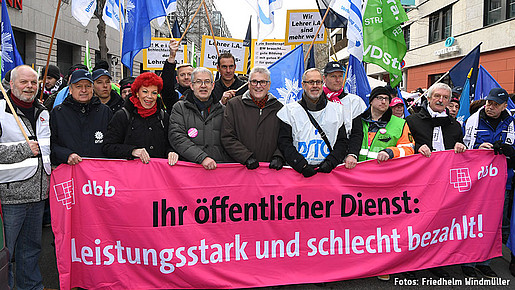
10, 93, 34, 108
250, 94, 268, 109
323, 86, 343, 104
130, 96, 157, 118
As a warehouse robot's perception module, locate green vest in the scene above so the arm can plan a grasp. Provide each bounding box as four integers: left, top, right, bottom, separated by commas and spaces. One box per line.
359, 115, 405, 161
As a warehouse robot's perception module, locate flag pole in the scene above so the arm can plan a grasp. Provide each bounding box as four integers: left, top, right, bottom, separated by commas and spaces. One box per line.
342, 61, 350, 89
407, 71, 450, 110
202, 0, 220, 57
165, 16, 173, 38
304, 7, 331, 63
39, 0, 62, 101
119, 0, 124, 79
178, 0, 205, 44
0, 84, 30, 144
326, 28, 338, 61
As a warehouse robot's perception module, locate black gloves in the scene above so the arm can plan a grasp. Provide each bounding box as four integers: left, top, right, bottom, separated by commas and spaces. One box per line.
245, 157, 259, 170
269, 157, 284, 170
316, 160, 334, 173
493, 140, 515, 157
301, 165, 317, 178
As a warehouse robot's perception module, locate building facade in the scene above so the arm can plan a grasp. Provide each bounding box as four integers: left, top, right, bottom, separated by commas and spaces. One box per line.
6, 0, 231, 81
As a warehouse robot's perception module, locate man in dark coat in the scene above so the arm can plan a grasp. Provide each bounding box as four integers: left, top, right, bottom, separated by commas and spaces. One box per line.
160, 39, 193, 112
213, 53, 247, 104
169, 67, 232, 170
222, 67, 284, 170
50, 69, 113, 165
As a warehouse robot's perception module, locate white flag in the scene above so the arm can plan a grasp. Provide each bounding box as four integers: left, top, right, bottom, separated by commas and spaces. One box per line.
245, 0, 283, 42
102, 0, 124, 31
330, 0, 364, 61
156, 0, 177, 26
72, 0, 97, 27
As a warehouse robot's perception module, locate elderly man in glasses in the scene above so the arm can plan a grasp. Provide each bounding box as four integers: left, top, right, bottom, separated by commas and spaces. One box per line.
169, 67, 232, 170
277, 68, 348, 178
222, 67, 284, 170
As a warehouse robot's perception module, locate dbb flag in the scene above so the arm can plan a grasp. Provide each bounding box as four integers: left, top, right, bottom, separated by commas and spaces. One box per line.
268, 44, 304, 105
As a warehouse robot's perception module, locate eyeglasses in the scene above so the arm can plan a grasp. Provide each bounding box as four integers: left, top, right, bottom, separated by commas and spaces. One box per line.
249, 79, 270, 86
302, 80, 323, 86
431, 93, 450, 100
375, 96, 390, 102
193, 79, 212, 86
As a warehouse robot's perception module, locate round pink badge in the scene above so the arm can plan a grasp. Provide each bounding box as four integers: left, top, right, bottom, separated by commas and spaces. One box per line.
188, 128, 198, 138
379, 128, 387, 134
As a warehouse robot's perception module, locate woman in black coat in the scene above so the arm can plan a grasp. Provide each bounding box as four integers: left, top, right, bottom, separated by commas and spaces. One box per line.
103, 72, 178, 165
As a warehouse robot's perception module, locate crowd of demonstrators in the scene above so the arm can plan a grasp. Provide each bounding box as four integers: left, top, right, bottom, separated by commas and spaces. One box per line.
168, 67, 232, 170
160, 39, 193, 112
103, 72, 178, 165
0, 65, 50, 290
3, 56, 515, 289
222, 67, 284, 170
277, 68, 348, 178
50, 69, 113, 166
38, 64, 66, 104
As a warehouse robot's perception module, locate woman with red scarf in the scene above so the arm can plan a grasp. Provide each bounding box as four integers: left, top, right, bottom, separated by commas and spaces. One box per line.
103, 72, 179, 165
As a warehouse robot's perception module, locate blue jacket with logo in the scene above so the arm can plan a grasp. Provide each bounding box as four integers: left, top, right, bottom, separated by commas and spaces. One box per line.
464, 108, 515, 190
50, 95, 113, 165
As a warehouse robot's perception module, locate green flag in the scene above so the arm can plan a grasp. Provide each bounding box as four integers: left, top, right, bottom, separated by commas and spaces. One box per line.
191, 43, 197, 68
363, 0, 408, 87
84, 40, 92, 72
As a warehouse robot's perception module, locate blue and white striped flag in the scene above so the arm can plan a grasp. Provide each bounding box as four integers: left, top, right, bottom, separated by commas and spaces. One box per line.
71, 0, 97, 27
245, 0, 283, 42
330, 0, 364, 61
103, 0, 124, 31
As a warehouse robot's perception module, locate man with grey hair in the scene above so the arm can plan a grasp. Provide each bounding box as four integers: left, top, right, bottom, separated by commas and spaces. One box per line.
169, 67, 232, 170
405, 82, 465, 279
222, 67, 284, 170
277, 68, 348, 178
0, 65, 51, 289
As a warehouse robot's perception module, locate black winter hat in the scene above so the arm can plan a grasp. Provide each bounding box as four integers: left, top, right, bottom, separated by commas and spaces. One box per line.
369, 86, 391, 102
119, 77, 136, 91
40, 65, 61, 80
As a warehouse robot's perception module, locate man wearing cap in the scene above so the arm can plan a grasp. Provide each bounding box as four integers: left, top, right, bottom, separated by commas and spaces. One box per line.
322, 61, 366, 137
38, 64, 65, 103
221, 67, 284, 170
92, 69, 124, 113
160, 39, 193, 112
50, 69, 113, 165
390, 97, 406, 118
277, 68, 348, 178
51, 63, 89, 109
119, 76, 136, 100
406, 83, 466, 279
463, 87, 515, 279
0, 65, 51, 289
447, 97, 460, 118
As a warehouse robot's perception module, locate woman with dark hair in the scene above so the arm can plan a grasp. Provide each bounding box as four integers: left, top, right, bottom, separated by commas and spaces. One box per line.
103, 72, 178, 165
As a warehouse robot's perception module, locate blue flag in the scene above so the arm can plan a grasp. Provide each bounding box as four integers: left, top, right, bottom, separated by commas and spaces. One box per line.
456, 75, 471, 124
396, 87, 410, 117
344, 54, 371, 106
122, 0, 166, 74
474, 65, 515, 111
316, 0, 347, 29
449, 43, 480, 92
268, 44, 304, 105
1, 0, 24, 79
172, 19, 181, 38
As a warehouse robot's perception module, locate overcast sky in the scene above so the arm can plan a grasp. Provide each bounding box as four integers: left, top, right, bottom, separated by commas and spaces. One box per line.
214, 0, 317, 40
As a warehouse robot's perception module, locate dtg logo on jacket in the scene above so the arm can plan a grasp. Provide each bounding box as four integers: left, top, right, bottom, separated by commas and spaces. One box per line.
95, 131, 104, 144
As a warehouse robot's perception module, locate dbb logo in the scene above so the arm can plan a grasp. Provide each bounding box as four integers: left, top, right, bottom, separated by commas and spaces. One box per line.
477, 163, 498, 180
82, 180, 115, 197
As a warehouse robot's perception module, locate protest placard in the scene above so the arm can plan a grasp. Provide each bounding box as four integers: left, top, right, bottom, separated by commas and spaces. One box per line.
251, 39, 294, 68
143, 38, 187, 70
200, 35, 248, 74
285, 9, 327, 45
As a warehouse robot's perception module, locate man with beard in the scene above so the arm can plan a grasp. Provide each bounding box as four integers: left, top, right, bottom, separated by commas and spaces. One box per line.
277, 68, 348, 178
0, 65, 51, 289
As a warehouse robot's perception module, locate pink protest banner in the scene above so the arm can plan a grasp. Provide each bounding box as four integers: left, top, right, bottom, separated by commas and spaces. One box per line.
50, 150, 506, 289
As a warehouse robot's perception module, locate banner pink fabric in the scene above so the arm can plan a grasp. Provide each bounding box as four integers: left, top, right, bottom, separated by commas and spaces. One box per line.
50, 150, 506, 289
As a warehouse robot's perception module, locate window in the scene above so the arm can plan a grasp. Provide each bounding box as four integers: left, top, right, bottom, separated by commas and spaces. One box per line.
429, 6, 452, 44
403, 25, 410, 50
485, 0, 515, 25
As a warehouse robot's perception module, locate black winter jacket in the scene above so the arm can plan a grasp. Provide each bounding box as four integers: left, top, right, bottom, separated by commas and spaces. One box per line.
103, 99, 172, 159
405, 103, 463, 151
105, 90, 124, 113
212, 75, 247, 103
50, 95, 113, 165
